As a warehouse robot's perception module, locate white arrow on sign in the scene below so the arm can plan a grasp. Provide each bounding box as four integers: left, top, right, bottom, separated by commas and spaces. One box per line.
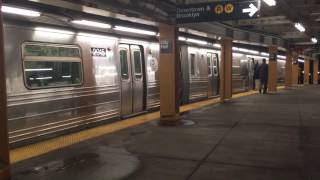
242, 3, 259, 17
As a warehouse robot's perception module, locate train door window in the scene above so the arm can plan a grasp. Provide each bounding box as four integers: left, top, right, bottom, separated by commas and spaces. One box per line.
120, 49, 129, 80
212, 54, 219, 77
22, 42, 83, 89
190, 53, 196, 76
133, 50, 143, 79
207, 54, 212, 76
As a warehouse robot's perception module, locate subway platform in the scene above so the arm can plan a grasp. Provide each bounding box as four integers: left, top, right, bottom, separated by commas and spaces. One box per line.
9, 86, 320, 180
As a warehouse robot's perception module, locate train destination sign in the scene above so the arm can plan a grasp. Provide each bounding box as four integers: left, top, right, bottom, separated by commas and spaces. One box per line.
176, 0, 260, 24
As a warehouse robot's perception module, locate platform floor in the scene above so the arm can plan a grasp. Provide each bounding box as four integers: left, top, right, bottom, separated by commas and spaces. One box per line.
10, 86, 320, 180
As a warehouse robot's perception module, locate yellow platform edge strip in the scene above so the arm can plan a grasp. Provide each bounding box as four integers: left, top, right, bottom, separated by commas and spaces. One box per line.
10, 87, 284, 164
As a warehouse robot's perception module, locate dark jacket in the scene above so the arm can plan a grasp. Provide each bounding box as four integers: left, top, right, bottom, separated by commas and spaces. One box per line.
258, 63, 268, 82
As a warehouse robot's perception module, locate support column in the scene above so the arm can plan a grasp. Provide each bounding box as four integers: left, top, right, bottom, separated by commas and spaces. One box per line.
292, 52, 299, 86
268, 45, 278, 93
304, 56, 310, 85
0, 0, 11, 179
159, 23, 180, 125
285, 51, 293, 88
313, 60, 319, 84
220, 38, 232, 102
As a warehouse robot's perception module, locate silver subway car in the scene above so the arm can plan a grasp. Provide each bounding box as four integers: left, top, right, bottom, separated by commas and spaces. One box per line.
5, 21, 160, 145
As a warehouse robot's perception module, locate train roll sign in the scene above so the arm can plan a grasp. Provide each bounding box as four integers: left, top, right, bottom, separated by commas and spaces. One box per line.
176, 0, 260, 24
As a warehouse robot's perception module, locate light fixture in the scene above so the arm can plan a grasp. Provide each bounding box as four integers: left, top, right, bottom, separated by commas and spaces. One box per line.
298, 59, 304, 63
238, 48, 250, 53
295, 23, 306, 32
178, 36, 187, 41
186, 38, 207, 45
213, 43, 221, 48
114, 25, 157, 36
260, 52, 270, 56
35, 27, 75, 35
233, 53, 244, 57
72, 20, 111, 29
1, 5, 41, 17
248, 50, 259, 54
278, 55, 286, 59
311, 37, 318, 44
262, 0, 276, 6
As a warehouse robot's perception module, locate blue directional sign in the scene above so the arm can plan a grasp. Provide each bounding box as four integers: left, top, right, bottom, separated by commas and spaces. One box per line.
176, 0, 261, 24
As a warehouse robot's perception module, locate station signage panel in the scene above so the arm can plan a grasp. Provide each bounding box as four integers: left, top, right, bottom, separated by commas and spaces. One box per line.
176, 0, 260, 24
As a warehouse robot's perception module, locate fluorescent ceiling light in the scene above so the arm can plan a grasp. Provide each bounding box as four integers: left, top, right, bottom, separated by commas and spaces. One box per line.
248, 50, 259, 54
186, 38, 207, 45
72, 20, 111, 29
238, 48, 250, 53
295, 23, 306, 32
311, 37, 318, 43
25, 68, 53, 72
232, 47, 239, 51
178, 36, 187, 41
298, 59, 304, 63
262, 0, 276, 6
278, 55, 286, 59
260, 52, 270, 56
35, 27, 75, 35
213, 43, 221, 48
114, 25, 157, 36
1, 6, 41, 17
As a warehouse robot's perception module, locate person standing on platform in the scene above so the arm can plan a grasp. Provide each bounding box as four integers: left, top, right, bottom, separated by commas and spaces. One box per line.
253, 61, 260, 90
258, 59, 268, 94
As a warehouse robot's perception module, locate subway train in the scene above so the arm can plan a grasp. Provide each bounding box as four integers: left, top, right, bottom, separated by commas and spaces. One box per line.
4, 20, 286, 146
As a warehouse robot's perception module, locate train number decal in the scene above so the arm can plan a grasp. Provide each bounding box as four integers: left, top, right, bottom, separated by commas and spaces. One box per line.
91, 48, 107, 57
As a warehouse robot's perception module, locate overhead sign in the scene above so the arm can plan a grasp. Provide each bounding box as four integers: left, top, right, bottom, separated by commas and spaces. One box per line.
176, 0, 260, 24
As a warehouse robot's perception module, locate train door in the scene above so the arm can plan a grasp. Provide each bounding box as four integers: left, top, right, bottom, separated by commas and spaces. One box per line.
207, 53, 219, 97
248, 58, 255, 90
119, 44, 144, 116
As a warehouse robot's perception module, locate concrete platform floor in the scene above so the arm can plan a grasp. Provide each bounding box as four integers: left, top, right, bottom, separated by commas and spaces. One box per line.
10, 86, 320, 180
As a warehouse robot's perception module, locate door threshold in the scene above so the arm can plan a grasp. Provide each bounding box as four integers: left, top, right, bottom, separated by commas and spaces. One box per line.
121, 110, 148, 119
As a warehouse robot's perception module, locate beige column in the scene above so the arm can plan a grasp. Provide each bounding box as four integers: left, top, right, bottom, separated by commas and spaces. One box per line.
0, 0, 11, 179
220, 38, 233, 102
304, 57, 310, 85
159, 23, 180, 125
285, 51, 293, 88
292, 52, 299, 86
313, 60, 319, 84
268, 45, 278, 93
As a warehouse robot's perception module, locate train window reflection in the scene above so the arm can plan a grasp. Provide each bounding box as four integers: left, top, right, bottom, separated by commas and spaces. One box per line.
22, 43, 83, 89
120, 49, 129, 79
133, 50, 142, 79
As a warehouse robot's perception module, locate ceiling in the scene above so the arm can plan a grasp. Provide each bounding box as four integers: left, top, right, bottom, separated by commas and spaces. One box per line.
58, 0, 320, 57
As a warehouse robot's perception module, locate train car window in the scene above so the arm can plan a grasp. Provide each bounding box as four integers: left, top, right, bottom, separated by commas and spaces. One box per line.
212, 54, 219, 77
133, 50, 142, 79
120, 49, 129, 79
190, 54, 196, 76
22, 43, 83, 89
207, 54, 212, 76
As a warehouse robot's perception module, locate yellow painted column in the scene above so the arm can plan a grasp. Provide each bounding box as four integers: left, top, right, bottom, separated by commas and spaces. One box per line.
292, 52, 299, 86
220, 38, 232, 102
268, 45, 278, 93
313, 60, 319, 85
304, 57, 310, 85
0, 0, 11, 179
285, 51, 292, 88
159, 23, 180, 125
